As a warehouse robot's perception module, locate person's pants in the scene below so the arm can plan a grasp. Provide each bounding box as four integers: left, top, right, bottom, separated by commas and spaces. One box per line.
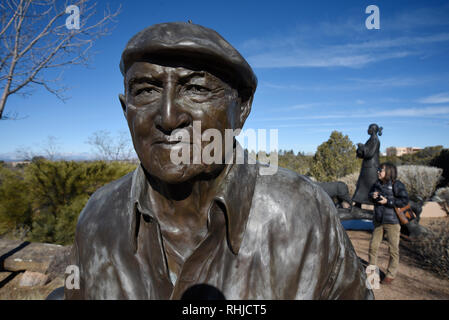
368, 223, 401, 279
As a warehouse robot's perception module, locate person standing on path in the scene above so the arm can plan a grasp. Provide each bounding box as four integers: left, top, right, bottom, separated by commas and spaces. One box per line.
368, 162, 409, 284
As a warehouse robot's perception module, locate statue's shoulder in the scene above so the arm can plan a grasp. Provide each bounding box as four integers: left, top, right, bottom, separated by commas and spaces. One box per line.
71, 170, 136, 282
254, 166, 336, 224
251, 166, 346, 274
257, 166, 327, 198
77, 170, 135, 226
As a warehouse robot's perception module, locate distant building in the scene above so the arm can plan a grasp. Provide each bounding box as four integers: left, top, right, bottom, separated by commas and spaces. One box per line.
9, 161, 31, 167
386, 147, 422, 157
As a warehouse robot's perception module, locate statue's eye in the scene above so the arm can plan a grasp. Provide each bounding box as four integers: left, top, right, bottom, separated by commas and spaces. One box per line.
135, 87, 156, 96
186, 84, 210, 93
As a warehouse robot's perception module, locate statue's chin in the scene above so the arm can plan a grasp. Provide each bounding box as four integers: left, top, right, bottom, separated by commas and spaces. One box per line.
143, 161, 225, 185
142, 162, 200, 184
137, 144, 227, 184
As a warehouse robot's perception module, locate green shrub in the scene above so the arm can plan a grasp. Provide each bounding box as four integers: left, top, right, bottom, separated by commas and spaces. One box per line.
0, 166, 32, 236
278, 150, 313, 175
28, 208, 56, 244
0, 160, 136, 245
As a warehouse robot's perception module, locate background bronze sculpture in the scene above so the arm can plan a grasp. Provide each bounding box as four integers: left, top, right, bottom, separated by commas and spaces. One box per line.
352, 124, 382, 209
316, 181, 352, 209
64, 22, 373, 299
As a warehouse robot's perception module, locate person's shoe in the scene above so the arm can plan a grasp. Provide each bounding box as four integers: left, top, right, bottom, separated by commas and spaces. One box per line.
382, 277, 394, 284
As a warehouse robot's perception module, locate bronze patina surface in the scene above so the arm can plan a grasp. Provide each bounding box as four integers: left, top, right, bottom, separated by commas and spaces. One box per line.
353, 124, 382, 206
65, 22, 373, 300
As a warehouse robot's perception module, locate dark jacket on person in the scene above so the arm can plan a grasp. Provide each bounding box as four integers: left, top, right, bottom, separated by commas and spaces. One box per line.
369, 180, 409, 224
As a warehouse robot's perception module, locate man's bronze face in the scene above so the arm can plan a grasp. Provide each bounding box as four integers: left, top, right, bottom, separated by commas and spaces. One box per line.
120, 61, 248, 184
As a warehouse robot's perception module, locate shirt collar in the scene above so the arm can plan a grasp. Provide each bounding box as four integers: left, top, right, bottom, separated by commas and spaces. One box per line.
128, 149, 258, 255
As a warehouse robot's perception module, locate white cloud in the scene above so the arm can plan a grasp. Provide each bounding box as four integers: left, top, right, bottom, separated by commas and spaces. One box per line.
248, 49, 413, 69
384, 4, 449, 30
242, 13, 449, 69
345, 76, 424, 88
253, 106, 449, 122
261, 75, 431, 92
418, 92, 449, 104
339, 33, 449, 51
376, 106, 449, 117
278, 103, 326, 111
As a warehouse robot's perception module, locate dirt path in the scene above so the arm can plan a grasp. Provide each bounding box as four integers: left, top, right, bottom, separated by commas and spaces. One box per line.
346, 217, 449, 300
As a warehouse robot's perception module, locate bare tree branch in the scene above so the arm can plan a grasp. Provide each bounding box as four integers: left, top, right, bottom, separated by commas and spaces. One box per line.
41, 135, 61, 160
0, 0, 121, 119
87, 130, 136, 161
14, 135, 60, 159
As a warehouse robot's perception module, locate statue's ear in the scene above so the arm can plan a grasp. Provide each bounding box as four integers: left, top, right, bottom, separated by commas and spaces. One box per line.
119, 94, 127, 115
239, 89, 253, 128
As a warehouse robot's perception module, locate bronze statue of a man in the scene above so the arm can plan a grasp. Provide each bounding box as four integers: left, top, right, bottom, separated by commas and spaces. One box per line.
65, 22, 373, 299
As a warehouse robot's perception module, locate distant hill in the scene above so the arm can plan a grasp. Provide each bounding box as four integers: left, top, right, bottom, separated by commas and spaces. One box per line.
0, 152, 95, 162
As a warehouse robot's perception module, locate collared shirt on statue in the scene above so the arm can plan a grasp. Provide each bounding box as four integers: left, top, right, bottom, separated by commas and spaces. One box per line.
65, 160, 373, 300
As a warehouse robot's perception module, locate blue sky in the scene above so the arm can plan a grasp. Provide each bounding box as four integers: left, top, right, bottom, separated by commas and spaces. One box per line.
1, 0, 449, 159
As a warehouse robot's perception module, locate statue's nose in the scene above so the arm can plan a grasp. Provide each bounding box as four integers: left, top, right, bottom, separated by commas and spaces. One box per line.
157, 82, 190, 135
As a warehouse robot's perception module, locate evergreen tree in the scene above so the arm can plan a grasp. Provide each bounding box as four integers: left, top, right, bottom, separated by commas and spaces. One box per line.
310, 131, 359, 181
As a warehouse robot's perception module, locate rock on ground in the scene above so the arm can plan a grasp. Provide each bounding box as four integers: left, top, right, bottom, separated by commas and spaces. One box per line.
0, 238, 71, 299
0, 240, 71, 275
19, 271, 49, 287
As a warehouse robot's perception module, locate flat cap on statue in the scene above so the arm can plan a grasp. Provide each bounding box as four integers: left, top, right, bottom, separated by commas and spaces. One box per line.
119, 22, 257, 96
